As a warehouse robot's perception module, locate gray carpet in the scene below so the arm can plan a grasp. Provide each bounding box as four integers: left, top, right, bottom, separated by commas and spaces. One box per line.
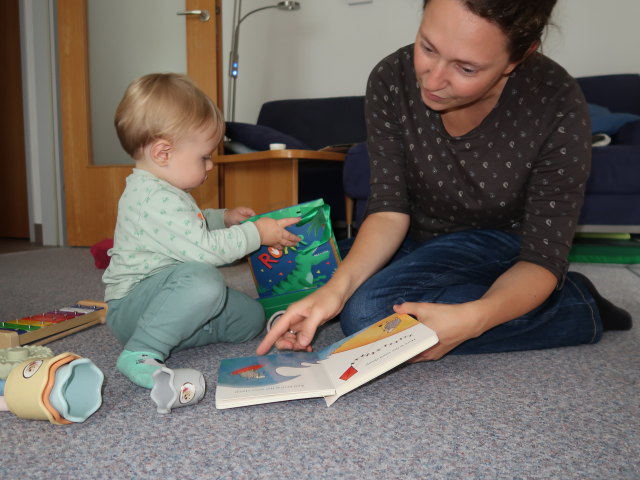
1, 247, 638, 479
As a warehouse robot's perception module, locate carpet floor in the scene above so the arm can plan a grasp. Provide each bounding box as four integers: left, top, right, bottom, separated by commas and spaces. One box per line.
1, 248, 638, 479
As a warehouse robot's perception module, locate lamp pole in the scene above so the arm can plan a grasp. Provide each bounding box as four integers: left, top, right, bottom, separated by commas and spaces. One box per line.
227, 1, 301, 122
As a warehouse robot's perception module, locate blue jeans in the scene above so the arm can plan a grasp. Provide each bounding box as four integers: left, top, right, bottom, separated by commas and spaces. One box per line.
340, 230, 602, 354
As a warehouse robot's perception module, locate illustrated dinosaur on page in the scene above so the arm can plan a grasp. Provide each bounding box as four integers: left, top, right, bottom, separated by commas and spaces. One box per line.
271, 208, 333, 295
271, 247, 330, 295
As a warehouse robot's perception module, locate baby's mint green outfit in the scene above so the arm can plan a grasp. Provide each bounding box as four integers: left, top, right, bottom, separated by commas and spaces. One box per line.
103, 169, 264, 362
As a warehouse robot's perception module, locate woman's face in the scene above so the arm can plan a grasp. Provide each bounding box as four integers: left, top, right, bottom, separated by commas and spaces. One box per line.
414, 0, 518, 113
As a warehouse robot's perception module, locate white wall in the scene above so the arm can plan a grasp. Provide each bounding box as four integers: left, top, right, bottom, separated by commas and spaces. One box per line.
88, 0, 187, 166
222, 0, 423, 122
20, 0, 640, 245
545, 0, 640, 77
222, 0, 640, 123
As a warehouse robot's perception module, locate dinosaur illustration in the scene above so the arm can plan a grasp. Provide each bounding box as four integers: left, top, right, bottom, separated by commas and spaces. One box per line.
251, 203, 340, 299
271, 247, 330, 295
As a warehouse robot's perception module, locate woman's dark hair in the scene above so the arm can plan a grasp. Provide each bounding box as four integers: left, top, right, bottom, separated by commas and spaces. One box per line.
423, 0, 557, 62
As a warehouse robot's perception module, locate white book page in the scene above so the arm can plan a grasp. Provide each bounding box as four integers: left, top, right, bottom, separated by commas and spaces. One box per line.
320, 317, 438, 406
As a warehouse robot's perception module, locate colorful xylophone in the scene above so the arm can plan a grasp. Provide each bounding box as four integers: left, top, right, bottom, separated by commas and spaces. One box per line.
0, 300, 107, 348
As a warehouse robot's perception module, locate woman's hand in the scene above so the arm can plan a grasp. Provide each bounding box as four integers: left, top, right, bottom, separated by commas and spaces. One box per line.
256, 211, 410, 356
256, 286, 346, 355
393, 301, 484, 362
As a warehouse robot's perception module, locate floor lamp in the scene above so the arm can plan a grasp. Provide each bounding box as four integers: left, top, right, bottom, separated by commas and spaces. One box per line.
227, 0, 301, 122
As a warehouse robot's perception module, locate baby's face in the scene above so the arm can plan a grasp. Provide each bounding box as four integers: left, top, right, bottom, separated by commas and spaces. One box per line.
165, 123, 219, 191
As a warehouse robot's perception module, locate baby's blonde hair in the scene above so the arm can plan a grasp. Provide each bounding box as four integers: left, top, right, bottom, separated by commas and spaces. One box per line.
114, 73, 224, 158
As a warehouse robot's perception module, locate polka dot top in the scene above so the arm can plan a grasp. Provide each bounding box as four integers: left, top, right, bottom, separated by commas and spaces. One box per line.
365, 45, 591, 282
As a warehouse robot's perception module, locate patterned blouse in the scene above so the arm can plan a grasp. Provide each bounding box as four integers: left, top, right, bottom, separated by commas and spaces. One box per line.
365, 45, 591, 282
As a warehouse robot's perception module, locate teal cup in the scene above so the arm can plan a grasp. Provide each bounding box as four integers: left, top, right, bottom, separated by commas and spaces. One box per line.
48, 358, 104, 423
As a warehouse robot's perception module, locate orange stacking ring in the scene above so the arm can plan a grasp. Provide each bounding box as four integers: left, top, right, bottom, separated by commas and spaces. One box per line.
41, 354, 80, 425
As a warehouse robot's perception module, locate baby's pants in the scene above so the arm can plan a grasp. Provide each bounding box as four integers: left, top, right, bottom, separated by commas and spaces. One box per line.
106, 262, 265, 359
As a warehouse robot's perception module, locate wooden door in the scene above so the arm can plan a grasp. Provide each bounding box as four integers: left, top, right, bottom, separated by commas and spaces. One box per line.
58, 0, 223, 246
0, 0, 29, 239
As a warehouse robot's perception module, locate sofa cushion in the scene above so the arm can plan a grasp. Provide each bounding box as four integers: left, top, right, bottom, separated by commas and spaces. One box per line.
343, 142, 371, 227
589, 104, 640, 135
224, 122, 309, 151
257, 97, 366, 150
343, 143, 370, 199
587, 145, 640, 194
578, 74, 640, 116
614, 120, 640, 145
579, 193, 640, 226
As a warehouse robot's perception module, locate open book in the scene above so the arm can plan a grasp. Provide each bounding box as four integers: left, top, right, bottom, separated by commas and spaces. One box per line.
215, 313, 438, 409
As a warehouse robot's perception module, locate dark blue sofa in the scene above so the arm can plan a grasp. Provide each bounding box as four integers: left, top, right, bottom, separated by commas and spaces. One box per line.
224, 74, 640, 235
224, 97, 366, 231
342, 74, 640, 234
574, 74, 640, 232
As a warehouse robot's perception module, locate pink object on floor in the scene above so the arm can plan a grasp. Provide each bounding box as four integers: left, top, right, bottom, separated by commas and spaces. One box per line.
90, 238, 113, 269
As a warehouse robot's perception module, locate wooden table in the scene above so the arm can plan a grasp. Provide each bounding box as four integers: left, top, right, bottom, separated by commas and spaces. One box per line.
215, 149, 347, 216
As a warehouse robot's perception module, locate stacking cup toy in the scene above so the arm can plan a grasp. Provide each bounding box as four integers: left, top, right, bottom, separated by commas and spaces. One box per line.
4, 352, 104, 424
48, 358, 104, 423
40, 353, 80, 424
150, 366, 206, 414
5, 352, 76, 422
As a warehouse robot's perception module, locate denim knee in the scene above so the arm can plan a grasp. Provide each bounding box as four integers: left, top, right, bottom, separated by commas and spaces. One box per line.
340, 287, 381, 337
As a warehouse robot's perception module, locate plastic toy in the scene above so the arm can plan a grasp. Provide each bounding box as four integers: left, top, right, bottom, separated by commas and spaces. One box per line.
150, 366, 206, 414
48, 357, 104, 422
0, 345, 54, 379
0, 300, 107, 348
3, 351, 104, 424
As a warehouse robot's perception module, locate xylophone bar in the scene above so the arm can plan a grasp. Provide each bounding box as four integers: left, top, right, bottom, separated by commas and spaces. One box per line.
0, 300, 108, 348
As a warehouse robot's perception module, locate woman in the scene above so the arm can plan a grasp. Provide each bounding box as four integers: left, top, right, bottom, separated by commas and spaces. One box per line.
257, 0, 631, 359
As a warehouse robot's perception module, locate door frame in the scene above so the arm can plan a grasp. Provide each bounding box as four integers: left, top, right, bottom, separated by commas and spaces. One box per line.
18, 0, 223, 247
19, 0, 65, 245
1, 0, 30, 239
58, 0, 223, 246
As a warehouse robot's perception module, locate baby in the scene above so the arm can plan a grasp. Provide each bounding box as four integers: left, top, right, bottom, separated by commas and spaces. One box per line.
102, 73, 299, 388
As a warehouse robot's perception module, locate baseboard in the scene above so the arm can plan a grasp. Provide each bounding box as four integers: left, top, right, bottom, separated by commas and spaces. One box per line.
576, 225, 640, 234
33, 223, 43, 245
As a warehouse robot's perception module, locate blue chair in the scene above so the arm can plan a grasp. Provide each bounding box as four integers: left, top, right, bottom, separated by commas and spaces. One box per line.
222, 97, 367, 234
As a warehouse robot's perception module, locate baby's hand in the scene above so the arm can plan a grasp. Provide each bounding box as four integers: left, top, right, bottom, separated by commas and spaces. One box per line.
224, 206, 256, 227
255, 217, 301, 251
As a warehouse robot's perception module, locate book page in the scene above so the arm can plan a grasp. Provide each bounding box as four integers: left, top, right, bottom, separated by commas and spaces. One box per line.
215, 313, 438, 409
216, 351, 335, 409
318, 314, 438, 406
